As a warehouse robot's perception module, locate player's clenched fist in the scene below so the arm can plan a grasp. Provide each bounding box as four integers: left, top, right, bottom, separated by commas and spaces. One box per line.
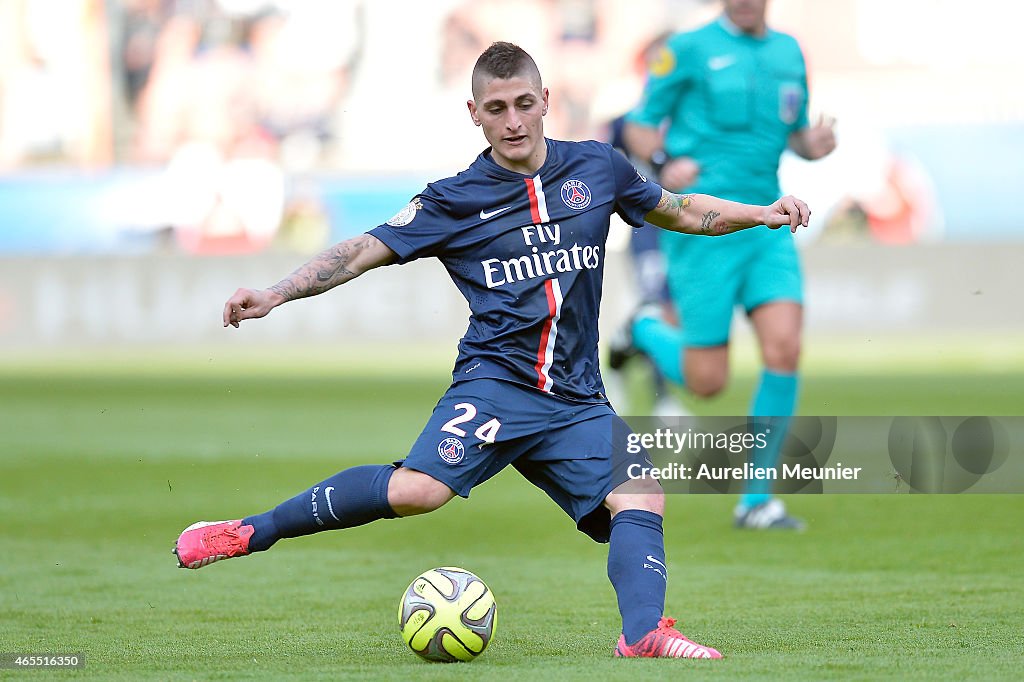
223, 288, 284, 328
762, 195, 811, 233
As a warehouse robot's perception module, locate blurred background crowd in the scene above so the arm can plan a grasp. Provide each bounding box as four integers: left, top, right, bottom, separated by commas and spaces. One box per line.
2, 0, 1022, 257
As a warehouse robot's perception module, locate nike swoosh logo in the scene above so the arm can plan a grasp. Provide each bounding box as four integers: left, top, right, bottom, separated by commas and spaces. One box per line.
646, 555, 667, 569
324, 486, 340, 521
480, 206, 513, 220
644, 564, 668, 581
708, 55, 735, 71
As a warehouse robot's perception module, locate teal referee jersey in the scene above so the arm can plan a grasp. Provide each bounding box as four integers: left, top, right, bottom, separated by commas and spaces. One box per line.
627, 16, 809, 205
626, 15, 810, 346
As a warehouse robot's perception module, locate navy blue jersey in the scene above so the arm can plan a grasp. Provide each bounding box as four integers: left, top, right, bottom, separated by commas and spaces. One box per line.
369, 138, 662, 402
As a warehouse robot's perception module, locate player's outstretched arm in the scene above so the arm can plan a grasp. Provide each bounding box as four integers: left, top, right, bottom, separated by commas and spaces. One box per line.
644, 190, 810, 237
223, 234, 398, 328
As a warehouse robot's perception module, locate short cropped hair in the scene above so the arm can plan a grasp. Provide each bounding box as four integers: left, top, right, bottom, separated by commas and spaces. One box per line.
471, 42, 542, 99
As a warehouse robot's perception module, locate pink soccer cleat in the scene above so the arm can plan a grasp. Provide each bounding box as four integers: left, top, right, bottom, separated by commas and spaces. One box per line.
614, 617, 722, 659
173, 520, 254, 569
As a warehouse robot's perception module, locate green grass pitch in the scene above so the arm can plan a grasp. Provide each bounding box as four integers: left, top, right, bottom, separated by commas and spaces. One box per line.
1, 340, 1023, 680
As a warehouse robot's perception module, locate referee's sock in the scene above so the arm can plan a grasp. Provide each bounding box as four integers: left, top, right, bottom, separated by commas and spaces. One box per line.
244, 464, 398, 552
632, 316, 684, 385
607, 509, 667, 644
742, 369, 799, 508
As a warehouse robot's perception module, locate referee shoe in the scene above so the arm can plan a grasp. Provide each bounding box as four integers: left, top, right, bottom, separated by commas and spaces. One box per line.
734, 499, 806, 530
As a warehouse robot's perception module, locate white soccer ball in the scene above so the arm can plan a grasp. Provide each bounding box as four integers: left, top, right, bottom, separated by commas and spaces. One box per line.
398, 566, 497, 662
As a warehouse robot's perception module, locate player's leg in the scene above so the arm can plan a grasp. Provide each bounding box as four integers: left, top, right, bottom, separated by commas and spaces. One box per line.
630, 234, 740, 395
173, 465, 455, 569
602, 480, 719, 659
682, 345, 729, 398
514, 412, 720, 658
603, 477, 668, 647
735, 232, 805, 529
172, 381, 513, 569
386, 467, 458, 516
735, 300, 804, 527
628, 307, 686, 384
246, 465, 455, 550
635, 318, 730, 400
632, 228, 689, 415
239, 377, 546, 555
608, 226, 678, 376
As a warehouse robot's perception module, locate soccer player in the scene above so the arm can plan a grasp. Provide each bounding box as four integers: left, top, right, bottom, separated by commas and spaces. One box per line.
174, 41, 809, 659
621, 0, 836, 529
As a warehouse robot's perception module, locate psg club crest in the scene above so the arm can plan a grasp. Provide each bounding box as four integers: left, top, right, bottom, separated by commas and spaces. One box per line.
437, 437, 465, 464
560, 179, 592, 210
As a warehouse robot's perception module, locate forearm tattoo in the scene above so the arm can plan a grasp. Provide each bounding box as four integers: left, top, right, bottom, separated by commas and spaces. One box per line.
269, 236, 366, 301
700, 210, 721, 234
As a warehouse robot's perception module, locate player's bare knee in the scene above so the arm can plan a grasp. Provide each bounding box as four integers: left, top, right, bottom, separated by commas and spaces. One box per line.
388, 468, 455, 516
688, 348, 729, 395
609, 495, 665, 517
762, 336, 801, 373
684, 352, 728, 397
605, 478, 665, 516
688, 370, 727, 398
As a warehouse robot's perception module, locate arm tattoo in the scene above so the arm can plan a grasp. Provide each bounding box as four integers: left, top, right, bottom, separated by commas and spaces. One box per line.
656, 190, 694, 216
699, 210, 721, 234
268, 236, 367, 301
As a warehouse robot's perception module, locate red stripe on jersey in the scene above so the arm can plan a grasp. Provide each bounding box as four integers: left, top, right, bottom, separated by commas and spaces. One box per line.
525, 177, 542, 225
534, 280, 556, 389
534, 278, 563, 392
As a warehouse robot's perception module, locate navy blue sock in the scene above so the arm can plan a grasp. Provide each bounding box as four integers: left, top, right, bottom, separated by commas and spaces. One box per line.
243, 464, 397, 552
607, 509, 667, 644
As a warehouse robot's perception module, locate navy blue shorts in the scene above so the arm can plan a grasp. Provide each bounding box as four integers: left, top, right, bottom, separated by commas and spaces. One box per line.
396, 378, 643, 542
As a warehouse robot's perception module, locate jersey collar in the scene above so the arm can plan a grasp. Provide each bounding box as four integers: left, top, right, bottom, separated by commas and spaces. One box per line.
477, 138, 559, 180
